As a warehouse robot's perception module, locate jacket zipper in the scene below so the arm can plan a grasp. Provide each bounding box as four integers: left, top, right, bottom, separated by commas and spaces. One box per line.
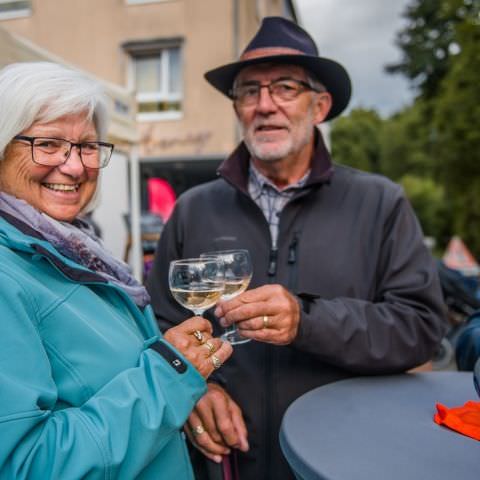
265, 247, 277, 477
264, 232, 300, 477
287, 232, 299, 292
268, 248, 278, 277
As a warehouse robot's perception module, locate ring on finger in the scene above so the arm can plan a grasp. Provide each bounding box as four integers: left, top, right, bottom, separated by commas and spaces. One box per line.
191, 424, 206, 437
193, 330, 204, 344
211, 354, 222, 370
203, 340, 216, 355
263, 315, 270, 329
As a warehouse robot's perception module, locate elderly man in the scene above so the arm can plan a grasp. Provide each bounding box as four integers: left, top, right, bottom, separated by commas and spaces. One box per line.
146, 16, 446, 480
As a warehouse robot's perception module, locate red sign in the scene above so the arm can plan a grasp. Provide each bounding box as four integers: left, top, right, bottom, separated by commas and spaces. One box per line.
443, 236, 479, 275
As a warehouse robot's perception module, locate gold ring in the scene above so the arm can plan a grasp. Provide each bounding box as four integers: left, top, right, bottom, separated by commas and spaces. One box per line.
211, 354, 222, 370
203, 340, 216, 355
192, 424, 205, 437
263, 315, 269, 328
193, 330, 204, 343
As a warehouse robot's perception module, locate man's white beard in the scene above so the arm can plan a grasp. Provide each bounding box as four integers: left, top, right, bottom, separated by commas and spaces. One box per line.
245, 136, 294, 162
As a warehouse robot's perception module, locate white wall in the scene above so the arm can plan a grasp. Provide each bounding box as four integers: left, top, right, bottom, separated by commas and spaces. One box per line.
93, 150, 129, 261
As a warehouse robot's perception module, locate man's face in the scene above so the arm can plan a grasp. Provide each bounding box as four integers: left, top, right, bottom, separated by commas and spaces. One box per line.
233, 64, 331, 163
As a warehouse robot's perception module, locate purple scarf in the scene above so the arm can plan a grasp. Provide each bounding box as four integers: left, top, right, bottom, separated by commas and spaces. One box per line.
0, 192, 150, 307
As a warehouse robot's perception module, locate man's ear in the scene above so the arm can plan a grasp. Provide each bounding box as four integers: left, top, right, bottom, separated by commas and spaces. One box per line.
313, 92, 333, 124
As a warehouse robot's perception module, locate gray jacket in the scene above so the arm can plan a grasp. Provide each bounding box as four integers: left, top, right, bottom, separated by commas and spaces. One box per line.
146, 133, 447, 480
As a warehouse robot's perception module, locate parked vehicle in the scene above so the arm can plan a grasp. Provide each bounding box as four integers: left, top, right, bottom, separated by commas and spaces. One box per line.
433, 260, 480, 369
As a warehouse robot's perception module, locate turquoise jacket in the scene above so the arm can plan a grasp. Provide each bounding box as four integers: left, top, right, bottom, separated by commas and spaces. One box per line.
0, 212, 206, 479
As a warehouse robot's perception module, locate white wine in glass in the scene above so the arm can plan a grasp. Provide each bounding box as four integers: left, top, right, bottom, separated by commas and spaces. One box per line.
169, 258, 225, 316
200, 249, 252, 345
222, 277, 251, 300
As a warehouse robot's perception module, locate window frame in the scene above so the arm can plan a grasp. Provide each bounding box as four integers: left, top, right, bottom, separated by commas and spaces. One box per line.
125, 0, 175, 7
0, 0, 31, 20
125, 39, 184, 122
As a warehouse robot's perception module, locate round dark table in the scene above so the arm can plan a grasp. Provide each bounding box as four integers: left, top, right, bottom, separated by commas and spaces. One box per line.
280, 372, 479, 480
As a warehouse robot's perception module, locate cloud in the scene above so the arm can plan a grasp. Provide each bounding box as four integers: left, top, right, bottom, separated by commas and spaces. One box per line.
296, 0, 414, 117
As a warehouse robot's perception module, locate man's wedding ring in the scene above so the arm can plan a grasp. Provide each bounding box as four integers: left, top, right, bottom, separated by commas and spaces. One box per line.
263, 315, 270, 328
192, 424, 205, 437
211, 354, 222, 370
193, 330, 204, 343
203, 340, 216, 355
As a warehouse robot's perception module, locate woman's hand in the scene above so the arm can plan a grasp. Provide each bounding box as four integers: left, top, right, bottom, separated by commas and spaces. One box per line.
164, 317, 233, 379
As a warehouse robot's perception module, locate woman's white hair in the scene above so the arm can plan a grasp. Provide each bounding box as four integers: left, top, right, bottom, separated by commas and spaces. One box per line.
0, 61, 109, 160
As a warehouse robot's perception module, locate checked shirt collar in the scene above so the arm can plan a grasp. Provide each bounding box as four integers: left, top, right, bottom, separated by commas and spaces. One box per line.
248, 162, 310, 249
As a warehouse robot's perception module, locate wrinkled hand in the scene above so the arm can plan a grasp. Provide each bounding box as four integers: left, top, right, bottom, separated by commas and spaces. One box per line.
185, 383, 248, 463
164, 317, 232, 379
215, 284, 300, 345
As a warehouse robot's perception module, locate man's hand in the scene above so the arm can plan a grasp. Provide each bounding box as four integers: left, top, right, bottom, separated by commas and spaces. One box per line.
215, 284, 301, 345
185, 383, 248, 463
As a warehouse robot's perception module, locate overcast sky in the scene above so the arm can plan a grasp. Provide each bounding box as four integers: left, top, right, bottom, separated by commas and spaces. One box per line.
295, 0, 414, 117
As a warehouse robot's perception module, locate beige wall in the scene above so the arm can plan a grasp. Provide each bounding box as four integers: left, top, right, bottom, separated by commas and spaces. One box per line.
1, 0, 289, 159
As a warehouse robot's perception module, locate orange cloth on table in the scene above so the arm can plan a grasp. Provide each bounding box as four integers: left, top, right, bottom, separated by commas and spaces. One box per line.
434, 401, 480, 441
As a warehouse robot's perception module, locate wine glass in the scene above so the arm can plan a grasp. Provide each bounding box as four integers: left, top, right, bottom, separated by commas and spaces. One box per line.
200, 249, 253, 345
169, 258, 225, 316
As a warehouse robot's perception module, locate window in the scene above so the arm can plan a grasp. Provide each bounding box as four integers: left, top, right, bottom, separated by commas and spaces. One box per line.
126, 0, 172, 4
0, 0, 31, 20
124, 39, 183, 121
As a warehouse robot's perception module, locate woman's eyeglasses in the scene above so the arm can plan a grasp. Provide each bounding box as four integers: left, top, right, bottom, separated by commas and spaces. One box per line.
13, 135, 114, 169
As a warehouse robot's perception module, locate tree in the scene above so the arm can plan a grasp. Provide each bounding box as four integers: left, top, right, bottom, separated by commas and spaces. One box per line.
385, 0, 480, 254
330, 109, 383, 173
386, 0, 478, 99
380, 100, 438, 181
400, 174, 449, 243
331, 0, 479, 253
433, 11, 480, 252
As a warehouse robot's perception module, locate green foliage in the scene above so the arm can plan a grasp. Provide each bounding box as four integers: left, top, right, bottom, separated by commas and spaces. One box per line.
399, 175, 449, 241
380, 101, 438, 180
433, 16, 480, 186
433, 14, 480, 251
330, 109, 383, 173
330, 0, 480, 255
386, 0, 479, 99
449, 181, 480, 254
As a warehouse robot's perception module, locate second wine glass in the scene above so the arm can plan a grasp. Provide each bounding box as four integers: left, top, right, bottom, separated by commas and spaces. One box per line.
201, 249, 252, 345
169, 258, 225, 316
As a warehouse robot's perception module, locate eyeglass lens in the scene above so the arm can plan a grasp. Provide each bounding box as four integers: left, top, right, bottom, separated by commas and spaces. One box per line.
233, 79, 308, 106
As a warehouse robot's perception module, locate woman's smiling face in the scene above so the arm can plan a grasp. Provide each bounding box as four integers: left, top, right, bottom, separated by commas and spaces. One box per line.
0, 113, 99, 222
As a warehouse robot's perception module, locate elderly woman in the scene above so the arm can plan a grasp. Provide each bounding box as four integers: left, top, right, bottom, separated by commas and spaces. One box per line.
0, 62, 232, 479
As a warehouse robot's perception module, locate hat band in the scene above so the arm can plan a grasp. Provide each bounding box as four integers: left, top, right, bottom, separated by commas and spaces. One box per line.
240, 47, 306, 61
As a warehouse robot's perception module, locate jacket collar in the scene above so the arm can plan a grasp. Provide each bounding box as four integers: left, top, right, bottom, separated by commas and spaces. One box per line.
0, 211, 107, 284
217, 128, 334, 194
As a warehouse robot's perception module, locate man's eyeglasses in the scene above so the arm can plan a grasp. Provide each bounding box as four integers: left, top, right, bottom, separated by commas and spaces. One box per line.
230, 78, 321, 107
13, 135, 114, 169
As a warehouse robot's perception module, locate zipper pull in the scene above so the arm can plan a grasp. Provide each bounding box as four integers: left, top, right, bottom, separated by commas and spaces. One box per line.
288, 234, 298, 264
268, 248, 278, 276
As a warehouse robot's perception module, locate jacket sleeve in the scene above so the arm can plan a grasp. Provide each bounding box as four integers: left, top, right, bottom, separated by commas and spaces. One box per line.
292, 190, 447, 373
0, 272, 206, 479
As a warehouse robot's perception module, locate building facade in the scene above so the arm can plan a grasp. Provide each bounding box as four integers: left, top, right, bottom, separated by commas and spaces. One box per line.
1, 0, 296, 160
0, 0, 298, 272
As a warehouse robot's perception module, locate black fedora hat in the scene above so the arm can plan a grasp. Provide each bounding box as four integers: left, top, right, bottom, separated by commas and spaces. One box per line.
204, 16, 351, 121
